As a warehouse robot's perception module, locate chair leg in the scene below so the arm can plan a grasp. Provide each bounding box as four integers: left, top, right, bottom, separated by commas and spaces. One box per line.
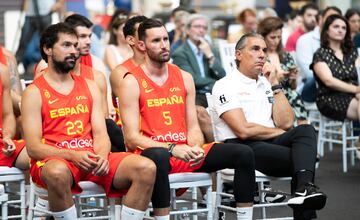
19, 179, 26, 220
1, 194, 8, 220
191, 187, 198, 220
259, 181, 266, 219
342, 122, 347, 173
214, 172, 222, 220
109, 198, 116, 220
206, 186, 213, 220
27, 183, 35, 220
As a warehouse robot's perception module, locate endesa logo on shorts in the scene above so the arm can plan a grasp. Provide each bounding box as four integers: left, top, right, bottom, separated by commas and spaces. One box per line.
150, 131, 186, 142
55, 138, 93, 149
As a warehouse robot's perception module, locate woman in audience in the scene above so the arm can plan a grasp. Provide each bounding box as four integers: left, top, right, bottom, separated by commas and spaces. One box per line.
258, 16, 308, 125
228, 8, 258, 43
104, 14, 133, 70
311, 14, 360, 121
345, 8, 360, 40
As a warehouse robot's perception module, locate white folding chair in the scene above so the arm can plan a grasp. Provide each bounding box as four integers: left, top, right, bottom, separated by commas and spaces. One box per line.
169, 172, 213, 220
317, 114, 357, 172
0, 193, 9, 220
27, 180, 119, 220
218, 41, 236, 74
0, 167, 26, 220
205, 93, 292, 219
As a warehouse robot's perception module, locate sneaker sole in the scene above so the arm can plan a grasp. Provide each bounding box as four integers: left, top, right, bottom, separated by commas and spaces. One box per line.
288, 193, 327, 210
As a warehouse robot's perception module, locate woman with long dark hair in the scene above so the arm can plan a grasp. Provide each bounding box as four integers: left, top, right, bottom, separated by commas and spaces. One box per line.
311, 14, 360, 121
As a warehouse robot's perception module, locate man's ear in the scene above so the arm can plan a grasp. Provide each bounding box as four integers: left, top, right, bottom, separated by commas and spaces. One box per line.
235, 49, 242, 62
43, 46, 52, 57
138, 40, 146, 52
126, 35, 135, 46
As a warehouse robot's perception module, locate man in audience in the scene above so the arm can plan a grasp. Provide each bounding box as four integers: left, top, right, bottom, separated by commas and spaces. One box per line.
119, 18, 256, 220
21, 22, 155, 220
295, 6, 342, 103
212, 32, 326, 219
172, 13, 225, 142
285, 3, 319, 52
0, 62, 29, 170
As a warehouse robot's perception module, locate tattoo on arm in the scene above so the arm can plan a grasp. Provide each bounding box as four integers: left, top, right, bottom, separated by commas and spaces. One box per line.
6, 56, 21, 94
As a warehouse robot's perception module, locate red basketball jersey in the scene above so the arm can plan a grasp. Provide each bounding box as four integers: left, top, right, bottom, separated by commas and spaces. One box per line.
0, 72, 3, 138
80, 54, 93, 67
33, 73, 93, 150
0, 47, 6, 66
130, 63, 187, 149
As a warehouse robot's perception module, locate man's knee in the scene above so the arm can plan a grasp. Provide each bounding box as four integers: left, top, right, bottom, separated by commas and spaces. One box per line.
232, 145, 255, 167
293, 124, 317, 139
41, 160, 72, 187
141, 148, 170, 171
133, 157, 157, 185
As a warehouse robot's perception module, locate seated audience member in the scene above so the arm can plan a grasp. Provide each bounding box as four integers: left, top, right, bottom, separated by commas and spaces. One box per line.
104, 13, 133, 70
311, 14, 360, 122
119, 18, 256, 220
282, 10, 302, 46
172, 13, 225, 142
228, 8, 258, 43
170, 10, 190, 54
345, 8, 360, 40
0, 62, 29, 170
258, 16, 308, 125
21, 23, 155, 220
212, 33, 326, 220
295, 6, 341, 102
285, 3, 319, 52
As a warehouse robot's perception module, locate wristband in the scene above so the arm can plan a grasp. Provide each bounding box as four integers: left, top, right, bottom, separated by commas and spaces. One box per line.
167, 143, 176, 157
271, 84, 283, 91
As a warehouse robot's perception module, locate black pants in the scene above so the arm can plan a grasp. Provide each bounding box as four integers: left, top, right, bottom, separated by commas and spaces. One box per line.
141, 143, 255, 208
226, 124, 317, 190
105, 119, 126, 152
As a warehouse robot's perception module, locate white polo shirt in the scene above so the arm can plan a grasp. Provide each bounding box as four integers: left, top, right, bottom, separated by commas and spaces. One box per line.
211, 69, 275, 141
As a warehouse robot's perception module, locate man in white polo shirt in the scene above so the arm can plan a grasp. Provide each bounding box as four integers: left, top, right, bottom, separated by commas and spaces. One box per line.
212, 32, 326, 220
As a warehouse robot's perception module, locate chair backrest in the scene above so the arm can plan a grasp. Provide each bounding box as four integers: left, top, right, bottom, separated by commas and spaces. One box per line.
218, 41, 236, 74
20, 79, 33, 91
205, 93, 222, 142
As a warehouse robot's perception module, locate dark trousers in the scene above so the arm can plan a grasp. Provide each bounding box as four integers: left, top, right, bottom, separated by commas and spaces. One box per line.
226, 124, 317, 189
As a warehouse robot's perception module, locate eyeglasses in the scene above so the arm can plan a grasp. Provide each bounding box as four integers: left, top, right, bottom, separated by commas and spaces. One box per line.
191, 25, 208, 30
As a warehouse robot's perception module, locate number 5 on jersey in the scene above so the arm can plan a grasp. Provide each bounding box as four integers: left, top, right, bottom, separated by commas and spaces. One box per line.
162, 111, 172, 125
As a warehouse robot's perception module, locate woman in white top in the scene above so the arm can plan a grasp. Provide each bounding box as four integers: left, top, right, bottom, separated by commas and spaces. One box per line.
104, 14, 133, 70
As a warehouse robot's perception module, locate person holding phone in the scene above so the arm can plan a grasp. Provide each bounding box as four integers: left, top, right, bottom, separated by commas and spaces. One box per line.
258, 16, 308, 125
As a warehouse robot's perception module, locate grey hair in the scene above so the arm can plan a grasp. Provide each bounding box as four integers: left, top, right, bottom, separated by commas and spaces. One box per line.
235, 32, 264, 67
185, 13, 209, 30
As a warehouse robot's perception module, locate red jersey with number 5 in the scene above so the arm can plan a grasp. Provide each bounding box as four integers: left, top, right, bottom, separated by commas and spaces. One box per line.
33, 73, 94, 150
129, 63, 187, 148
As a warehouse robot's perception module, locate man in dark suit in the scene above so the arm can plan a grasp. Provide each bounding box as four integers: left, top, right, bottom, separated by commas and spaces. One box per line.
172, 13, 226, 108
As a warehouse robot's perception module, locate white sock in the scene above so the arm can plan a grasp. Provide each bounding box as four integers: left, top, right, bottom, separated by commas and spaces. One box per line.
120, 205, 145, 220
52, 204, 77, 220
236, 207, 253, 220
155, 215, 170, 220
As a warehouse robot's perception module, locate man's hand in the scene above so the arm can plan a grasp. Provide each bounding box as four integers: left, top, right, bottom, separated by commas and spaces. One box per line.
70, 151, 99, 173
198, 38, 213, 58
172, 144, 205, 166
262, 62, 279, 85
2, 137, 16, 157
92, 156, 110, 176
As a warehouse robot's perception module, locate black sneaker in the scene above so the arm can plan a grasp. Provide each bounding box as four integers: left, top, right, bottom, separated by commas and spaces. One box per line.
288, 182, 327, 210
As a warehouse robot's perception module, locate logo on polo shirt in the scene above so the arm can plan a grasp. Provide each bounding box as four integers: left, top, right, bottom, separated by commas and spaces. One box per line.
219, 94, 228, 104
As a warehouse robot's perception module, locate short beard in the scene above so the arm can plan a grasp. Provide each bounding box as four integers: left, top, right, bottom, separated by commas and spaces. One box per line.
147, 48, 170, 63
52, 56, 77, 74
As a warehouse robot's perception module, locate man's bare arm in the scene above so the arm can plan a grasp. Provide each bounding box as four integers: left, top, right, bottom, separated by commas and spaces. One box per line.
86, 79, 111, 158
181, 70, 204, 147
3, 49, 21, 94
1, 64, 16, 139
221, 108, 285, 140
93, 69, 109, 118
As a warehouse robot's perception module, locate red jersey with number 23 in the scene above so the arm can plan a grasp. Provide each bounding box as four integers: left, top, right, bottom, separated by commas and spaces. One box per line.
129, 63, 187, 150
33, 73, 94, 150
